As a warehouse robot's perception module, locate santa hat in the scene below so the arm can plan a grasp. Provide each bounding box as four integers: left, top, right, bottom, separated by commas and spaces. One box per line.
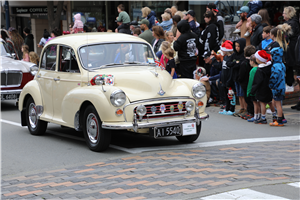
220, 40, 233, 52
255, 50, 271, 63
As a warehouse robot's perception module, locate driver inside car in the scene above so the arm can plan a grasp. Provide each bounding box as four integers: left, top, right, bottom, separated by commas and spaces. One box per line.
114, 44, 134, 63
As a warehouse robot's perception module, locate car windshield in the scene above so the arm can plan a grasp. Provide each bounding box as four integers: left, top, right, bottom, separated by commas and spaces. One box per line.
0, 41, 11, 57
79, 42, 155, 69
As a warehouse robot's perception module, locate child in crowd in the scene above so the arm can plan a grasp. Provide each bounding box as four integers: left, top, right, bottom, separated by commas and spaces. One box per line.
218, 40, 236, 115
72, 13, 83, 33
21, 44, 29, 62
247, 54, 261, 122
132, 28, 141, 36
238, 45, 257, 119
29, 52, 39, 65
159, 41, 171, 68
250, 50, 275, 124
227, 38, 247, 117
116, 4, 131, 33
269, 47, 287, 126
257, 26, 273, 50
164, 48, 177, 79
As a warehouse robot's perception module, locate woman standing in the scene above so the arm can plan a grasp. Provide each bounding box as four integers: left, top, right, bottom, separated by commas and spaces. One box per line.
283, 6, 300, 86
199, 11, 220, 66
8, 28, 24, 60
151, 26, 165, 55
141, 7, 156, 31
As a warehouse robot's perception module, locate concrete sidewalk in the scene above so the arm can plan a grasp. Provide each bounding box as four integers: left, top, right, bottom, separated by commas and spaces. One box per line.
2, 140, 299, 199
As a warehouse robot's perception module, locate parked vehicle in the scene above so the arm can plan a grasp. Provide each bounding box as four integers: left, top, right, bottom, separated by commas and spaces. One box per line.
0, 39, 37, 101
18, 33, 209, 152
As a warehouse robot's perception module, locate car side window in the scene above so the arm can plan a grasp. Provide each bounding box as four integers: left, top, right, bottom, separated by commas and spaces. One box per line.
40, 45, 57, 71
58, 46, 80, 73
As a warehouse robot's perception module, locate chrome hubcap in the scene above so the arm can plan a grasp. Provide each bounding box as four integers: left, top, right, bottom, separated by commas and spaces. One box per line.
28, 103, 37, 129
86, 113, 98, 144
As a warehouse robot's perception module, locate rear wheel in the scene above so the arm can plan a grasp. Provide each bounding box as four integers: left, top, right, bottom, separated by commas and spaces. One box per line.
25, 97, 48, 135
83, 105, 111, 152
176, 122, 201, 143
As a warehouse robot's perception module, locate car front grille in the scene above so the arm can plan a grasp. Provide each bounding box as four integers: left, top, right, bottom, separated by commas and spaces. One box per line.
134, 101, 187, 121
1, 70, 23, 87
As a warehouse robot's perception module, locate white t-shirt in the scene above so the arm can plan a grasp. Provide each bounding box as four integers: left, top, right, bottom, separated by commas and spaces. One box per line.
39, 37, 51, 46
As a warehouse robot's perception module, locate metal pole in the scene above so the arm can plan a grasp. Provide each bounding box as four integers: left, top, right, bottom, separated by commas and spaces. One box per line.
4, 1, 10, 29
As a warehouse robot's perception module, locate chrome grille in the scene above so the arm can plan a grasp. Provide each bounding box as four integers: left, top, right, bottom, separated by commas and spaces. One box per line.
1, 70, 22, 87
134, 102, 187, 120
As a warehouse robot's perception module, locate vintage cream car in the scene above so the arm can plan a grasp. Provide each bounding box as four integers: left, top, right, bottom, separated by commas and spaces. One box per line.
1, 38, 36, 101
18, 33, 209, 152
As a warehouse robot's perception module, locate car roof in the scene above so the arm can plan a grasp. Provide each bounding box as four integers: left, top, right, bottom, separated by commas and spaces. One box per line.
45, 32, 149, 49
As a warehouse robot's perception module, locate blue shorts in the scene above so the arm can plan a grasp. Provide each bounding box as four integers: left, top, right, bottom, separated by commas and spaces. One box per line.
273, 95, 285, 101
235, 82, 244, 97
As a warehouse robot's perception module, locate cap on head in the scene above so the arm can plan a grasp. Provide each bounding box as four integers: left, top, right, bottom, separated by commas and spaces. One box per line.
237, 6, 250, 14
187, 10, 195, 17
203, 51, 211, 58
138, 19, 149, 27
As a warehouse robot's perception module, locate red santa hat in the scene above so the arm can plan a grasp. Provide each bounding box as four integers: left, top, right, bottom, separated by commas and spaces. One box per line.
255, 50, 271, 63
220, 40, 233, 52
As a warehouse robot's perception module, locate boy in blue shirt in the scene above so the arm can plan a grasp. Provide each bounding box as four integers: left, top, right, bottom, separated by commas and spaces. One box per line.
257, 26, 272, 50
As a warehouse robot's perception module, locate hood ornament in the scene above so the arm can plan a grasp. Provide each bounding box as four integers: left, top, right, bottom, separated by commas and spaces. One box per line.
158, 83, 165, 96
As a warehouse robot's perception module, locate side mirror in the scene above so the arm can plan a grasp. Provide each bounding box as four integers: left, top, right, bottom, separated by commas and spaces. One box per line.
11, 53, 16, 59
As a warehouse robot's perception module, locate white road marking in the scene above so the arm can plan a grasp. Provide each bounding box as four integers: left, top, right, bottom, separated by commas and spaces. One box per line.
1, 118, 299, 154
201, 188, 289, 199
288, 182, 300, 188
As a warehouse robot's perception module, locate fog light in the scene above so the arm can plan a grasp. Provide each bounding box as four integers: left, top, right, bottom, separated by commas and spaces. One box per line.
115, 108, 123, 116
185, 101, 194, 112
197, 101, 204, 108
136, 105, 147, 120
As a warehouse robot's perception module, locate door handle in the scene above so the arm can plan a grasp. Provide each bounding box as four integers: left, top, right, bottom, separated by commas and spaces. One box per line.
54, 77, 60, 81
37, 74, 41, 78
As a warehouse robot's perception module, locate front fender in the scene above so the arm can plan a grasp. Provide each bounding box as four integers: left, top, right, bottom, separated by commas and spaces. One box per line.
61, 86, 130, 125
18, 80, 43, 111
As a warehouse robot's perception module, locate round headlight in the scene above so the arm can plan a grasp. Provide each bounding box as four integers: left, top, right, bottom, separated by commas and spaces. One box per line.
192, 82, 206, 99
185, 101, 195, 112
29, 65, 39, 76
110, 90, 126, 107
136, 105, 147, 116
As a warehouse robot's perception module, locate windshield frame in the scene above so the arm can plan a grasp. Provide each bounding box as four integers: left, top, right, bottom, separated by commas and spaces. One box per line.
77, 41, 156, 70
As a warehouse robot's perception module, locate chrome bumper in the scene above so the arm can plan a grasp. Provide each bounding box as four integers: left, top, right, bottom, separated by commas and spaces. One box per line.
0, 89, 22, 95
102, 113, 209, 132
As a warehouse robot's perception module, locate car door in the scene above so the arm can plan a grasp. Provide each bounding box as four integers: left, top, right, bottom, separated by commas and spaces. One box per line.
52, 45, 82, 124
36, 44, 58, 120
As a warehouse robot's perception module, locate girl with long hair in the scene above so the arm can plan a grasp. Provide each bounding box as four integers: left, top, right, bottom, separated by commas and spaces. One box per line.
21, 44, 30, 62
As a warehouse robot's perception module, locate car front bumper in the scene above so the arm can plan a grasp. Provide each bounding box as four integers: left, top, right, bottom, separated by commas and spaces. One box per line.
102, 112, 209, 132
0, 89, 22, 100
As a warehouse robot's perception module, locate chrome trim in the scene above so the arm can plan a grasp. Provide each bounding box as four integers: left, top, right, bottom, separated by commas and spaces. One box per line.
0, 89, 22, 95
110, 89, 126, 107
102, 117, 197, 130
122, 96, 194, 122
1, 70, 22, 87
192, 82, 206, 99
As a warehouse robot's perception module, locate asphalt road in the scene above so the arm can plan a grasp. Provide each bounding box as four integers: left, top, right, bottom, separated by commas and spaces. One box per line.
1, 100, 299, 178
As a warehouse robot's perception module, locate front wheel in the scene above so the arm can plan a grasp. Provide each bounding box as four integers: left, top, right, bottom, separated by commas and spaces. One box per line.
176, 122, 201, 143
25, 97, 48, 135
83, 105, 111, 152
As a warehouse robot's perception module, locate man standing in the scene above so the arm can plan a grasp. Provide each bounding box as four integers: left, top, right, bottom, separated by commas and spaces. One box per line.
186, 10, 200, 36
173, 20, 200, 78
206, 3, 224, 45
235, 6, 251, 46
250, 14, 263, 48
23, 27, 34, 52
138, 19, 154, 45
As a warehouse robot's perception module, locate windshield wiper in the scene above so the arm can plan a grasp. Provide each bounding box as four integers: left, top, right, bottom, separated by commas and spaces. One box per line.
124, 61, 156, 66
99, 63, 123, 68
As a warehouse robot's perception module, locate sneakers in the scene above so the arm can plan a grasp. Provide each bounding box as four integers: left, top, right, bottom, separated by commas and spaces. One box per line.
255, 118, 267, 124
240, 112, 253, 120
273, 116, 277, 122
270, 121, 284, 126
291, 102, 300, 110
225, 111, 235, 115
247, 117, 258, 122
282, 118, 287, 123
233, 29, 241, 34
219, 110, 228, 115
266, 108, 272, 114
233, 109, 244, 117
244, 31, 250, 37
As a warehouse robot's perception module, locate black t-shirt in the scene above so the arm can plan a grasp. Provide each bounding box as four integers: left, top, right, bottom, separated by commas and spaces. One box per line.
166, 58, 176, 73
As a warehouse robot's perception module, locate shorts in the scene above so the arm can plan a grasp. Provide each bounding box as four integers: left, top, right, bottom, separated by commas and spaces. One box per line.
273, 95, 285, 101
235, 82, 244, 97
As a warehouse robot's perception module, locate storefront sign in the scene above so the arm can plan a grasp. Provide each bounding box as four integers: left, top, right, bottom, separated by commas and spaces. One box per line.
12, 7, 57, 14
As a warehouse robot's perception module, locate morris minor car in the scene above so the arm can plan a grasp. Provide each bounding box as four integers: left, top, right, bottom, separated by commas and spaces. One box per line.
18, 33, 209, 152
1, 38, 37, 101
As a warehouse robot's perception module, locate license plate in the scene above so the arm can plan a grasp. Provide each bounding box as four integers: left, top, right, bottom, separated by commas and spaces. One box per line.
151, 125, 182, 138
1, 94, 19, 100
182, 122, 197, 136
